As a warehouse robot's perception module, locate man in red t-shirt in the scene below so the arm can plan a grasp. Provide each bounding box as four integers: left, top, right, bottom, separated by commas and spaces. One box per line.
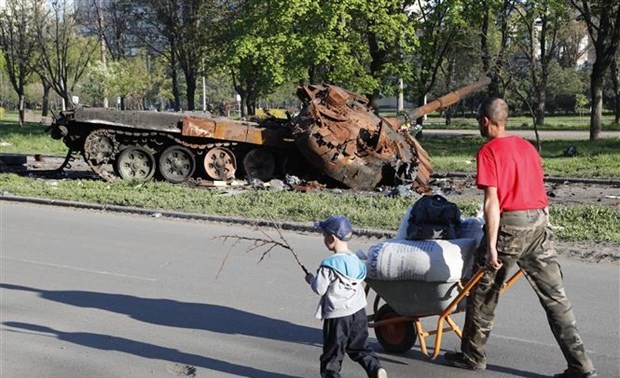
443, 97, 597, 378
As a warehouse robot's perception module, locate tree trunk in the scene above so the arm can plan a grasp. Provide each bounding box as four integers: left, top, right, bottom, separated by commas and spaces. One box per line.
41, 82, 51, 117
171, 69, 181, 111
536, 86, 546, 126
415, 94, 426, 125
245, 91, 257, 116
186, 72, 196, 111
365, 90, 380, 114
445, 57, 455, 126
589, 69, 604, 140
18, 94, 25, 127
480, 4, 490, 75
239, 96, 246, 117
611, 57, 620, 124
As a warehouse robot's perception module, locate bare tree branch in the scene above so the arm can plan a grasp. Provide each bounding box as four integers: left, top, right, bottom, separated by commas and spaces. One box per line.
214, 220, 309, 279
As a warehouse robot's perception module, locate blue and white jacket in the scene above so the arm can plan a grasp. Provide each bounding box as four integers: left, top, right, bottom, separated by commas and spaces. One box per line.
309, 251, 367, 320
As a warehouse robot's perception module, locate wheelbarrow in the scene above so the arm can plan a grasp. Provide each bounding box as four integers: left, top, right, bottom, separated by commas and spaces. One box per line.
366, 267, 523, 359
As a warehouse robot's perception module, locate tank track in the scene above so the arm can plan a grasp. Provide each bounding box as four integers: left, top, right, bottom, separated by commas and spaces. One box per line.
81, 128, 236, 182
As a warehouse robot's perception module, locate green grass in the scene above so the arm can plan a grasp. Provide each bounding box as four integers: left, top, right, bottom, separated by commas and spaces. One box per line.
1, 117, 618, 243
420, 135, 620, 178
0, 120, 66, 155
2, 173, 617, 242
2, 120, 618, 178
551, 205, 620, 242
421, 114, 620, 131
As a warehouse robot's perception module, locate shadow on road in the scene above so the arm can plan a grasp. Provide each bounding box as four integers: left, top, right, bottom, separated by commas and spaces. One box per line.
3, 283, 558, 377
0, 283, 321, 346
4, 322, 302, 378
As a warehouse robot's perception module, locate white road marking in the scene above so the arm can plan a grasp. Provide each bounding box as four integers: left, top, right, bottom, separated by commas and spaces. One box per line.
493, 333, 597, 355
1, 256, 157, 282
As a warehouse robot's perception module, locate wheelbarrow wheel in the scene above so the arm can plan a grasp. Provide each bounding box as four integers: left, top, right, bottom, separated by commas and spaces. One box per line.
374, 304, 417, 353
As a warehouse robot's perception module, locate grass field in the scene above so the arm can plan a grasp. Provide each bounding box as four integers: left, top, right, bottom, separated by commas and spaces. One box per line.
386, 111, 620, 131
1, 116, 619, 243
1, 119, 619, 178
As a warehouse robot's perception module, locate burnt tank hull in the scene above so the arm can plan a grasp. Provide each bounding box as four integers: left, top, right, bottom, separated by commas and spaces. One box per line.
50, 107, 300, 183
49, 80, 487, 188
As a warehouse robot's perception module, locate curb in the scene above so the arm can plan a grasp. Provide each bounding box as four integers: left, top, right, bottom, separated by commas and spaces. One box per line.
434, 172, 620, 186
0, 194, 395, 240
2, 194, 617, 264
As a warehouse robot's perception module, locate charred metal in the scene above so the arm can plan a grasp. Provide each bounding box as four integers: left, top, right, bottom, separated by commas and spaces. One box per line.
48, 80, 489, 190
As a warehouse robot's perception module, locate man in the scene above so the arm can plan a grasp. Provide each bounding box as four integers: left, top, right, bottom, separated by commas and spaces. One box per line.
443, 97, 597, 378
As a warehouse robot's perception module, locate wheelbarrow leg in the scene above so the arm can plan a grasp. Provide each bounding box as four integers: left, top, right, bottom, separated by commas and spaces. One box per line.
428, 268, 487, 360
414, 319, 428, 356
430, 268, 523, 359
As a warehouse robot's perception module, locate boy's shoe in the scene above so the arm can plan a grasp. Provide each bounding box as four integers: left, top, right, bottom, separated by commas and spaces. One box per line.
374, 367, 388, 378
553, 369, 597, 378
443, 351, 486, 371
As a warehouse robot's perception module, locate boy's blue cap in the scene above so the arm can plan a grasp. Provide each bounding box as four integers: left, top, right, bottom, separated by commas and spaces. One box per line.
315, 215, 353, 241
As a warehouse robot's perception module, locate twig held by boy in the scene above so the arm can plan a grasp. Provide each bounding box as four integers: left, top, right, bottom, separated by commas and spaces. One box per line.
214, 219, 309, 279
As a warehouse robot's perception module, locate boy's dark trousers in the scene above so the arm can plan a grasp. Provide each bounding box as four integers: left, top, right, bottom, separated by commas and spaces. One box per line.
320, 308, 381, 378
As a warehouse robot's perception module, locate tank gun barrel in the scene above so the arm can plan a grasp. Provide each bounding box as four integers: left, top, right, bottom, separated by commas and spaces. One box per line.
397, 77, 491, 126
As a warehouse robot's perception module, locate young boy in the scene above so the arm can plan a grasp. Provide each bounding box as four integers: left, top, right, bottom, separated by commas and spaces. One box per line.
305, 215, 387, 378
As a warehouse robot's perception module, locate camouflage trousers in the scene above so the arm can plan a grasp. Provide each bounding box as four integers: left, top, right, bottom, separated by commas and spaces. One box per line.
460, 209, 594, 374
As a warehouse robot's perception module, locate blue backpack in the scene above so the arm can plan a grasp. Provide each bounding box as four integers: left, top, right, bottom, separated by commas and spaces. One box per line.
406, 194, 461, 240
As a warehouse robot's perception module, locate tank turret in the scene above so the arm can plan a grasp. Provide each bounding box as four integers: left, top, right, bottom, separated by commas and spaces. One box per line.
289, 78, 490, 190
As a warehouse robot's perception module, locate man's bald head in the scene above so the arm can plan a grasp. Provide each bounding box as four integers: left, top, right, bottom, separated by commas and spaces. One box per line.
478, 97, 508, 126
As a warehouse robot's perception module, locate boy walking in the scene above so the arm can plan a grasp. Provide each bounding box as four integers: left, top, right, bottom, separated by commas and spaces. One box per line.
305, 215, 387, 378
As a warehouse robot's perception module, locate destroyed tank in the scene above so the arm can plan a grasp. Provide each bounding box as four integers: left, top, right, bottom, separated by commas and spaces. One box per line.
48, 78, 489, 190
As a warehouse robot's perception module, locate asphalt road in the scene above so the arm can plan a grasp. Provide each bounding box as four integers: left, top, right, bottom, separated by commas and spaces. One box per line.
1, 202, 618, 378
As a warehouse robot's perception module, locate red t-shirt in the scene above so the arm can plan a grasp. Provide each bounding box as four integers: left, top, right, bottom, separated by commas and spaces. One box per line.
476, 135, 548, 212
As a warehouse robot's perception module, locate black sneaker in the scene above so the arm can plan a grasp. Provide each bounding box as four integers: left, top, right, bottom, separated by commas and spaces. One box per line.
443, 351, 486, 371
553, 369, 597, 378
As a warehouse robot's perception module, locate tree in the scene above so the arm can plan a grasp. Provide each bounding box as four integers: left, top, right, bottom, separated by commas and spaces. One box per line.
109, 55, 151, 110
223, 0, 310, 116
81, 60, 113, 106
138, 0, 224, 111
556, 18, 590, 68
575, 92, 588, 116
476, 0, 518, 96
569, 0, 620, 140
84, 0, 138, 107
545, 59, 588, 113
511, 0, 566, 128
34, 0, 98, 109
294, 0, 417, 112
355, 0, 418, 110
0, 0, 41, 126
406, 0, 466, 124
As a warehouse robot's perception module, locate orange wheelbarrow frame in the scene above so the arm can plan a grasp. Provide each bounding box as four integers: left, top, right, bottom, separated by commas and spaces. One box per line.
366, 267, 523, 360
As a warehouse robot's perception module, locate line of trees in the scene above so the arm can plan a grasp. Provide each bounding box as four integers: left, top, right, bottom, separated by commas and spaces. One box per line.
0, 0, 618, 140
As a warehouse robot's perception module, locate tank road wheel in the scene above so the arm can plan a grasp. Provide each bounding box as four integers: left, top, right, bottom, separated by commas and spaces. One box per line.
374, 304, 417, 353
115, 146, 156, 181
158, 146, 196, 183
84, 132, 116, 165
243, 148, 275, 181
83, 130, 119, 181
204, 147, 236, 180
